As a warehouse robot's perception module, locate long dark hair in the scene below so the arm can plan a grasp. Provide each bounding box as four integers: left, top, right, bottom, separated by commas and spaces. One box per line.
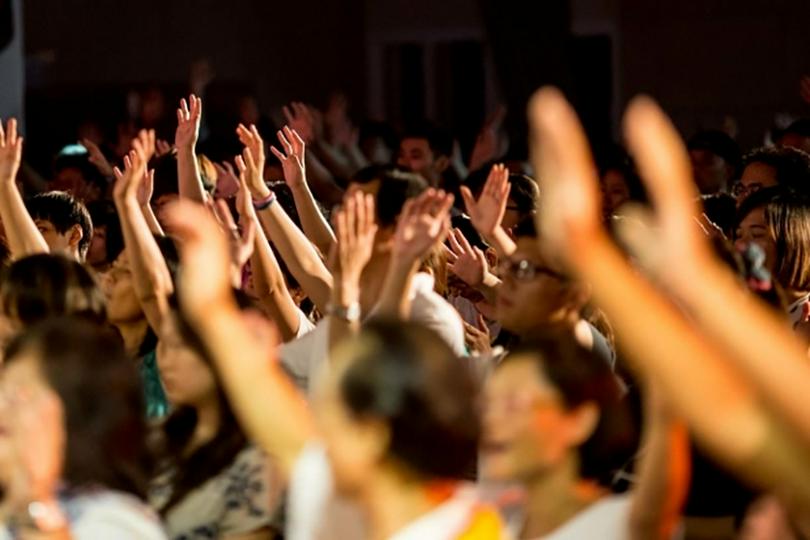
154, 291, 252, 515
4, 317, 150, 497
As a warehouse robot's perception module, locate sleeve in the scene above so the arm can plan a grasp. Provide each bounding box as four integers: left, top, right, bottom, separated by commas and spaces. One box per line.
70, 496, 167, 540
218, 447, 279, 535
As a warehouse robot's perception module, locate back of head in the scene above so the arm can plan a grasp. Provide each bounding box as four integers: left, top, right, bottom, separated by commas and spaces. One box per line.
504, 333, 637, 487
688, 130, 742, 173
338, 319, 480, 480
742, 146, 810, 195
4, 317, 148, 496
25, 191, 93, 258
1, 253, 106, 327
351, 165, 428, 227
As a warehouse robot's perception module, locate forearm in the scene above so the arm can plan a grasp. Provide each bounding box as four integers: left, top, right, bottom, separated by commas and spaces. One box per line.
327, 277, 361, 353
189, 302, 315, 476
176, 148, 206, 203
290, 183, 336, 257
475, 272, 501, 304
484, 226, 516, 257
141, 203, 165, 237
256, 203, 333, 311
0, 183, 49, 259
250, 224, 301, 342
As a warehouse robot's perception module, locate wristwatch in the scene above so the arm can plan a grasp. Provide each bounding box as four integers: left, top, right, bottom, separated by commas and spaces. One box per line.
15, 499, 68, 533
326, 302, 361, 323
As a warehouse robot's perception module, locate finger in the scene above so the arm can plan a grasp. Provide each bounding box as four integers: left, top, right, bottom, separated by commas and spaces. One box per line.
435, 192, 455, 220
180, 98, 189, 119
355, 191, 367, 235
346, 193, 357, 243
289, 127, 306, 149
473, 246, 487, 266
250, 124, 263, 145
277, 129, 293, 155
0, 119, 5, 146
460, 186, 476, 215
476, 312, 487, 331
443, 244, 459, 263
7, 119, 16, 145
235, 155, 247, 174
270, 145, 286, 163
363, 193, 376, 234
447, 228, 464, 254
623, 96, 700, 223
191, 95, 202, 120
455, 228, 474, 253
336, 208, 348, 255
243, 147, 256, 172
113, 166, 123, 180
283, 105, 294, 124
215, 199, 238, 232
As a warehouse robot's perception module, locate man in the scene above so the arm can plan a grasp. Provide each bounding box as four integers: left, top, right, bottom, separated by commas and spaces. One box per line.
26, 191, 93, 261
687, 130, 741, 195
734, 145, 810, 204
397, 124, 453, 188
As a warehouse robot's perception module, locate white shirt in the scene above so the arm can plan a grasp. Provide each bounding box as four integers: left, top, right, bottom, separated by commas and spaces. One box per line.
0, 490, 167, 540
541, 495, 632, 540
280, 273, 466, 394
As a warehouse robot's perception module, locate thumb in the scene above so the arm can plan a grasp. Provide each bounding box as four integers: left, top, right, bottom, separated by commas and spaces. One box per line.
460, 185, 476, 214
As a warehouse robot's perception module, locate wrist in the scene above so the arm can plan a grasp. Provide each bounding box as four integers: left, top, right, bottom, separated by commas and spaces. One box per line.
332, 279, 360, 308
250, 184, 272, 201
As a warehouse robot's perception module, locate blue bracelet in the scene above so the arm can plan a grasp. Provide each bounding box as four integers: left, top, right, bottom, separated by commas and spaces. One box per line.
253, 192, 276, 211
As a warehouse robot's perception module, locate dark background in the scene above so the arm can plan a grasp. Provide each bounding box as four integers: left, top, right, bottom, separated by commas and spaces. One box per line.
11, 0, 810, 172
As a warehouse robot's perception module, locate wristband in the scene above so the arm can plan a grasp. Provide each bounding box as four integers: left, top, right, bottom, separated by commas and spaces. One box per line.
253, 192, 276, 211
325, 302, 361, 323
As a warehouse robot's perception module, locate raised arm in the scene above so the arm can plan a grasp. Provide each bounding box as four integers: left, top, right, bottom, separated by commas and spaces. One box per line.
373, 189, 453, 319
460, 163, 516, 257
174, 94, 207, 203
166, 200, 314, 477
530, 87, 810, 509
235, 156, 302, 342
0, 119, 50, 259
445, 227, 501, 304
269, 125, 336, 257
113, 129, 173, 334
238, 138, 333, 312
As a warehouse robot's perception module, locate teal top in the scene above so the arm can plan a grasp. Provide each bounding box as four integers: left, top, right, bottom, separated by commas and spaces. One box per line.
140, 349, 169, 419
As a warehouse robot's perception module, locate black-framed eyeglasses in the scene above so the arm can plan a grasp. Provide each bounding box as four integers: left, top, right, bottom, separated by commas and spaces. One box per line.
730, 180, 763, 199
498, 258, 567, 282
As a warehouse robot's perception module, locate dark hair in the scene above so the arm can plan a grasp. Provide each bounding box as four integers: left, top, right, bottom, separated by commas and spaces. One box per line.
502, 334, 637, 487
4, 317, 149, 497
735, 186, 810, 292
52, 150, 108, 191
778, 118, 810, 140
86, 200, 124, 264
400, 122, 454, 158
595, 144, 648, 205
155, 291, 252, 516
741, 146, 810, 195
358, 120, 399, 157
1, 254, 106, 327
25, 191, 93, 258
512, 215, 537, 239
339, 319, 479, 479
700, 193, 737, 237
351, 165, 428, 227
151, 152, 180, 200
687, 130, 742, 174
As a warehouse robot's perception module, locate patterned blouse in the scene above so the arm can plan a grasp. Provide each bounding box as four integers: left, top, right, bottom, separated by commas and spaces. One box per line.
149, 445, 281, 539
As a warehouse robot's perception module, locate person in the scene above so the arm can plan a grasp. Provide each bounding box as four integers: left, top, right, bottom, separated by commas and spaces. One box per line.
481, 336, 649, 539
733, 146, 810, 204
733, 186, 810, 327
150, 295, 281, 539
0, 317, 165, 539
50, 145, 108, 202
775, 118, 810, 154
686, 130, 741, 195
397, 123, 453, 188
85, 200, 125, 272
595, 144, 645, 217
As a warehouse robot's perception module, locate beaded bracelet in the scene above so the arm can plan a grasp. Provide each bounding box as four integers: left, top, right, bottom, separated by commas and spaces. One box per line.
253, 192, 277, 211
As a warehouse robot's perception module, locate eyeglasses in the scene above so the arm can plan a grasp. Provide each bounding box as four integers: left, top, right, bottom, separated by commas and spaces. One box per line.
731, 181, 763, 199
498, 258, 567, 282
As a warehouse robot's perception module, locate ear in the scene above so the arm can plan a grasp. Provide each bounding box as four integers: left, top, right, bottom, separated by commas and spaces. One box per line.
67, 223, 83, 249
567, 402, 600, 446
433, 155, 450, 174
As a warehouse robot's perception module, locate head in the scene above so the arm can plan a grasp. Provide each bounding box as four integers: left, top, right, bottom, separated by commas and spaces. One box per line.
734, 146, 810, 204
687, 130, 741, 194
26, 191, 93, 261
776, 119, 810, 155
151, 153, 181, 227
596, 145, 646, 216
481, 334, 635, 488
313, 320, 479, 496
51, 147, 106, 203
734, 187, 810, 294
85, 200, 124, 270
496, 217, 589, 335
0, 317, 149, 496
0, 254, 107, 339
359, 120, 398, 165
397, 124, 453, 186
464, 164, 539, 231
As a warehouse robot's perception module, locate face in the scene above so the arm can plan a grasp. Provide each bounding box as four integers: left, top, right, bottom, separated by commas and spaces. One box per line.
602, 170, 631, 214
51, 168, 89, 200
100, 252, 143, 324
312, 342, 387, 496
735, 162, 778, 204
734, 207, 777, 275
157, 314, 217, 406
496, 238, 577, 334
397, 138, 442, 185
86, 225, 108, 267
34, 220, 74, 255
480, 356, 590, 482
779, 133, 810, 155
502, 198, 522, 231
690, 149, 730, 194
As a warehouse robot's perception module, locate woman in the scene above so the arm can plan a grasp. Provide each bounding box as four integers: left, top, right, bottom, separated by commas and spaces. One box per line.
481, 335, 638, 539
0, 317, 165, 538
149, 294, 281, 539
733, 186, 810, 327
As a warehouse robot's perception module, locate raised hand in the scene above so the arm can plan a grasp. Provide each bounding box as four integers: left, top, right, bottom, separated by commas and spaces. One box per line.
164, 200, 234, 318
325, 93, 354, 147
81, 138, 114, 178
270, 126, 306, 189
235, 125, 270, 200
445, 227, 490, 288
393, 189, 454, 264
460, 163, 510, 237
0, 119, 23, 183
155, 138, 173, 158
331, 191, 378, 287
175, 94, 202, 151
213, 161, 241, 199
464, 313, 492, 355
282, 102, 322, 145
112, 130, 154, 205
469, 105, 507, 172
212, 198, 255, 275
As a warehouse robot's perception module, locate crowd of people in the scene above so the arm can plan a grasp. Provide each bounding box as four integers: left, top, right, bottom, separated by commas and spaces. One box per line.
0, 67, 809, 540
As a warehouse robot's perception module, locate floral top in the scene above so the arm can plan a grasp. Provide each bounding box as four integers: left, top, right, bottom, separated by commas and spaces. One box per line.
149, 445, 281, 540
